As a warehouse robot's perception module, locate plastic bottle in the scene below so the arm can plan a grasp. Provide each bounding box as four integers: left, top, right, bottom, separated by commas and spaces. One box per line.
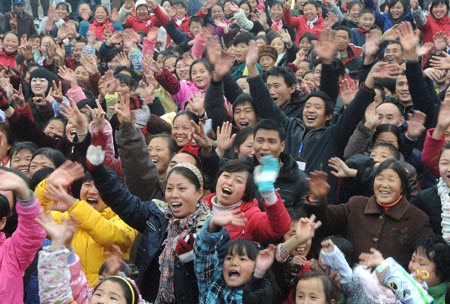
129, 48, 143, 72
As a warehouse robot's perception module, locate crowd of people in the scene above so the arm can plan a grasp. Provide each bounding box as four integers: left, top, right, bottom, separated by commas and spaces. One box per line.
0, 0, 450, 302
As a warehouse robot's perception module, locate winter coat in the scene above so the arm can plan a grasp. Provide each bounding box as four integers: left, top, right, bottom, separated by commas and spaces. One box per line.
202, 191, 291, 242
89, 19, 123, 41
5, 11, 37, 38
422, 128, 444, 178
364, 0, 415, 33
411, 186, 442, 236
282, 9, 325, 45
0, 50, 17, 69
0, 195, 46, 304
412, 8, 450, 43
304, 195, 433, 268
121, 6, 168, 32
35, 181, 138, 287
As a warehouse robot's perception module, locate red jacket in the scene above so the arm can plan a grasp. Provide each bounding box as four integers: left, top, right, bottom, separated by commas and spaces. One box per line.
0, 51, 17, 69
420, 14, 450, 43
89, 20, 115, 41
123, 6, 168, 32
282, 9, 325, 45
422, 128, 444, 178
173, 15, 190, 33
203, 192, 291, 243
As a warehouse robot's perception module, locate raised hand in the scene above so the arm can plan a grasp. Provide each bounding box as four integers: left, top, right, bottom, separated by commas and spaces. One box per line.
406, 110, 426, 140
328, 157, 357, 178
60, 98, 89, 136
33, 95, 48, 108
12, 84, 25, 105
254, 244, 276, 276
216, 121, 236, 156
430, 52, 450, 70
9, 14, 17, 30
364, 102, 379, 129
0, 168, 31, 200
191, 120, 212, 151
256, 9, 268, 29
424, 67, 445, 82
18, 42, 33, 61
87, 99, 107, 129
245, 40, 260, 67
359, 248, 384, 268
80, 54, 98, 75
108, 31, 123, 45
50, 80, 64, 103
46, 160, 85, 188
58, 66, 77, 85
117, 52, 131, 68
279, 29, 292, 47
306, 171, 330, 200
188, 92, 205, 116
313, 29, 336, 64
295, 214, 322, 242
324, 12, 338, 29
103, 70, 119, 94
395, 22, 419, 56
209, 209, 247, 232
36, 211, 77, 248
44, 183, 76, 212
380, 25, 399, 42
340, 78, 357, 106
113, 93, 131, 124
110, 8, 119, 23
103, 245, 124, 276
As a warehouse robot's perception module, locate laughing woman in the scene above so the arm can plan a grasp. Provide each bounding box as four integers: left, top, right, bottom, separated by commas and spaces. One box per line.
304, 159, 433, 268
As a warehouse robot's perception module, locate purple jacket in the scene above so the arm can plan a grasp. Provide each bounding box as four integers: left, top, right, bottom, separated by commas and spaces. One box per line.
0, 196, 46, 304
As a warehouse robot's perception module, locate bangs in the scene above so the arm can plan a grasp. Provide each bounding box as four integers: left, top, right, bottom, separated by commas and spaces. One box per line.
225, 240, 259, 260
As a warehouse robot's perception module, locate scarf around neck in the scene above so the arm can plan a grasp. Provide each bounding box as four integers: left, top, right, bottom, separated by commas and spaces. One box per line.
156, 200, 210, 303
436, 178, 450, 242
307, 16, 318, 29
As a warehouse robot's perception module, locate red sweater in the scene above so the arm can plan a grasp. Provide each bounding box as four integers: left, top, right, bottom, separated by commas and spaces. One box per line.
203, 192, 291, 243
123, 6, 168, 32
282, 9, 325, 45
0, 51, 17, 69
89, 20, 115, 41
420, 15, 450, 43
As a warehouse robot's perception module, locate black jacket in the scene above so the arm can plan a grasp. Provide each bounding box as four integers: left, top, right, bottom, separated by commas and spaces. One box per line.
411, 186, 442, 235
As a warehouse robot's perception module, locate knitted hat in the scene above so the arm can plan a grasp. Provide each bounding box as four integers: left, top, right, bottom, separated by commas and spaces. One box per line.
258, 45, 277, 62
135, 0, 148, 10
30, 68, 58, 96
14, 0, 25, 6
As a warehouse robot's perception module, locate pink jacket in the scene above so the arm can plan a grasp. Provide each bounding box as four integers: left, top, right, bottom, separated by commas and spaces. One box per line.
203, 192, 291, 242
0, 196, 46, 304
422, 128, 445, 178
66, 86, 87, 104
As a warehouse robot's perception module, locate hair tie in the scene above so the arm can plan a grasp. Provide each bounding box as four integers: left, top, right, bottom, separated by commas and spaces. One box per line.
173, 162, 204, 188
108, 276, 136, 304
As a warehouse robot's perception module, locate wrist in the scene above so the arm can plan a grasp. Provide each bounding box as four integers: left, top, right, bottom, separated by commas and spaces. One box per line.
404, 51, 417, 61
253, 270, 266, 278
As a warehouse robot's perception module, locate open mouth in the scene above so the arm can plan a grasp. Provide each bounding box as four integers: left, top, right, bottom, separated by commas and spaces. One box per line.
86, 197, 98, 207
222, 187, 233, 196
296, 246, 307, 255
152, 158, 159, 164
228, 270, 240, 279
238, 121, 249, 128
171, 201, 183, 211
305, 115, 316, 124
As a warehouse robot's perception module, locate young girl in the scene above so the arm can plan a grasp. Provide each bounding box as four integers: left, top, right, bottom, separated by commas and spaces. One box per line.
194, 211, 321, 303
294, 272, 338, 304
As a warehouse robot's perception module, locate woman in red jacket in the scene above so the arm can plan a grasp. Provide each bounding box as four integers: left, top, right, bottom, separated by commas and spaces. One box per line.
202, 159, 291, 243
282, 0, 325, 45
412, 0, 450, 43
0, 32, 19, 69
89, 5, 123, 41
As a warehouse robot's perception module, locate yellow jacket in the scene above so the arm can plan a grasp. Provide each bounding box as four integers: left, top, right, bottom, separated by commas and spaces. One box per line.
35, 180, 138, 287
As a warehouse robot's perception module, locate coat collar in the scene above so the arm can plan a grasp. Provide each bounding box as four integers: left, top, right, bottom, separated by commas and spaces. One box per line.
363, 196, 410, 221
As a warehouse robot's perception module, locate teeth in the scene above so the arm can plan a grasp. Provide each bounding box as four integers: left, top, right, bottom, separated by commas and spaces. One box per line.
171, 202, 182, 208
152, 159, 158, 164
222, 187, 232, 195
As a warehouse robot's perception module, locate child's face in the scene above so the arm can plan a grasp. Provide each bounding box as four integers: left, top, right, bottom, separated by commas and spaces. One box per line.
358, 12, 375, 30
284, 222, 312, 257
296, 277, 329, 304
369, 146, 395, 165
223, 248, 256, 288
90, 280, 127, 304
408, 249, 441, 287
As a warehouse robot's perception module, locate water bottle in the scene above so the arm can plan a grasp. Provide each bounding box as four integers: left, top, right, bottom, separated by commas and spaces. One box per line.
129, 48, 143, 73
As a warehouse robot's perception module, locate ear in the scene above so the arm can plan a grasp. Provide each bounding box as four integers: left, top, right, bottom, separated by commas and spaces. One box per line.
325, 113, 333, 122
0, 216, 7, 230
280, 140, 286, 152
288, 84, 296, 95
197, 187, 204, 200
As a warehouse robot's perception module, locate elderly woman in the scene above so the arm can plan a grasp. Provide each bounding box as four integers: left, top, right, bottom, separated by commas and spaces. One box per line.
304, 158, 433, 268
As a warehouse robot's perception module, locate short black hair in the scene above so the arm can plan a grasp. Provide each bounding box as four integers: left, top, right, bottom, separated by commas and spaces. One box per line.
413, 235, 450, 282
225, 239, 259, 260
216, 160, 255, 202
267, 67, 297, 88
297, 272, 338, 302
334, 25, 352, 38
372, 123, 401, 148
371, 142, 400, 160
373, 158, 410, 200
254, 119, 285, 142
8, 141, 38, 159
189, 15, 203, 26
303, 91, 334, 117
172, 0, 187, 9
234, 127, 254, 153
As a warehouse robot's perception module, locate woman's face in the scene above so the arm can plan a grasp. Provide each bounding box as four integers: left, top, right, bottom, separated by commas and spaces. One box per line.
375, 132, 399, 149
80, 180, 107, 212
165, 172, 203, 218
389, 1, 405, 19
224, 2, 234, 16
240, 3, 251, 17
270, 4, 283, 22
348, 4, 361, 22
56, 5, 69, 19
79, 4, 92, 17
148, 137, 172, 177
164, 57, 177, 73
296, 61, 311, 79
299, 37, 313, 53
216, 170, 248, 206
301, 72, 315, 91
432, 3, 448, 19
172, 114, 193, 147
136, 5, 149, 20
283, 223, 312, 256
44, 119, 65, 138
74, 66, 89, 84
162, 0, 172, 14
236, 134, 254, 159
259, 55, 276, 71
373, 168, 403, 204
2, 33, 19, 54
28, 154, 56, 178
10, 149, 33, 175
40, 36, 54, 53
30, 78, 49, 96
175, 60, 190, 80
211, 5, 224, 20
248, 0, 257, 10
439, 149, 450, 187
90, 280, 127, 304
94, 7, 108, 24
190, 62, 211, 89
270, 37, 285, 55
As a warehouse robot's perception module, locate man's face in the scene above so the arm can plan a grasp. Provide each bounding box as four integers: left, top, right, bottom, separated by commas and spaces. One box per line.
233, 101, 257, 130
266, 75, 296, 108
395, 75, 412, 106
335, 30, 350, 52
253, 128, 285, 161
189, 21, 202, 36
15, 4, 25, 13
302, 97, 331, 130
173, 4, 187, 19
384, 43, 403, 64
376, 102, 404, 127
72, 42, 86, 62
